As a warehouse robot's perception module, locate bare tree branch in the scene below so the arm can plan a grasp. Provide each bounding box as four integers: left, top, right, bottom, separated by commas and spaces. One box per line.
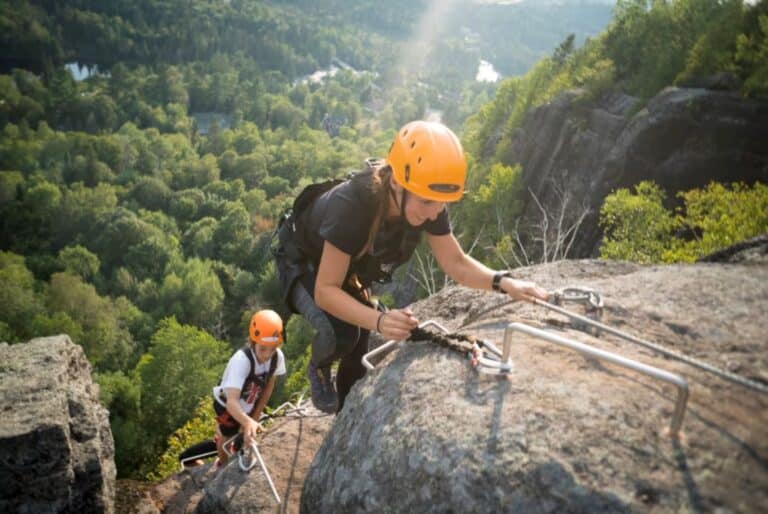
500, 178, 590, 265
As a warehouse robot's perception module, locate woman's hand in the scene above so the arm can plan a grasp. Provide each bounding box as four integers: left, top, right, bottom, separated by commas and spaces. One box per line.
501, 277, 549, 303
377, 308, 419, 341
242, 418, 263, 447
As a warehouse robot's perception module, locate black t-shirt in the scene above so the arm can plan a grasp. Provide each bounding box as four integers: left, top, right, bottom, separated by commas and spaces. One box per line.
294, 171, 451, 282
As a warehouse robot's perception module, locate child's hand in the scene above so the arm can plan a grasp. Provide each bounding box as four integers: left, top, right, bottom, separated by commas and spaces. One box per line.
242, 419, 263, 447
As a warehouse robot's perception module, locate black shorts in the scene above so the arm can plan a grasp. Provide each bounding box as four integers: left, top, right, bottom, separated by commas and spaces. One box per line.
213, 399, 240, 437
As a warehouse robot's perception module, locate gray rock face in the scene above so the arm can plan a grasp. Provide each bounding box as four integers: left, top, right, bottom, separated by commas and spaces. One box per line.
0, 335, 116, 514
505, 87, 768, 257
301, 260, 768, 513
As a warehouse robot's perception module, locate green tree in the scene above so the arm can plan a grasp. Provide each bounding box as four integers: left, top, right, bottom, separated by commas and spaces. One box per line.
58, 244, 100, 282
156, 258, 225, 328
182, 217, 218, 259
136, 318, 230, 468
599, 181, 679, 263
149, 397, 216, 481
130, 176, 171, 211
599, 180, 768, 264
671, 181, 768, 261
736, 13, 768, 98
45, 272, 135, 371
95, 370, 143, 477
213, 202, 253, 266
0, 251, 44, 341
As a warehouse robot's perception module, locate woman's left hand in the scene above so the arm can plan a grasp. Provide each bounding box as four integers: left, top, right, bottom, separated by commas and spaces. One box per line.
501, 277, 549, 303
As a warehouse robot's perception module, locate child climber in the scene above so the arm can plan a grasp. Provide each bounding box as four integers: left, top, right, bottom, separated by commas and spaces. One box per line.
211, 309, 286, 467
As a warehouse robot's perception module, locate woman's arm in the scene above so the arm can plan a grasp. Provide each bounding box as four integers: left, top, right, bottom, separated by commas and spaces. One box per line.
428, 233, 549, 302
315, 240, 417, 340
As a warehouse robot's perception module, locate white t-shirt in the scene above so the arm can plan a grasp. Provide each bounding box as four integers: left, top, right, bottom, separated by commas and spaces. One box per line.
212, 347, 286, 414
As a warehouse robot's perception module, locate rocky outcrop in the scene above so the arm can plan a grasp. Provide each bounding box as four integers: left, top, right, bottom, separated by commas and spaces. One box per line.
698, 232, 768, 264
505, 87, 768, 257
302, 259, 768, 513
0, 335, 116, 513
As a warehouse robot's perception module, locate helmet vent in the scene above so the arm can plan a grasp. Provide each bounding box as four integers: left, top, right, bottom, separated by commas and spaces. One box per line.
428, 183, 461, 193
417, 157, 422, 164
410, 141, 416, 149
405, 164, 411, 182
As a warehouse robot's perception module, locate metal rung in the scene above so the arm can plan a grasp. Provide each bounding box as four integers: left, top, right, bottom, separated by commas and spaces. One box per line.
505, 322, 689, 438
238, 442, 281, 504
534, 298, 768, 395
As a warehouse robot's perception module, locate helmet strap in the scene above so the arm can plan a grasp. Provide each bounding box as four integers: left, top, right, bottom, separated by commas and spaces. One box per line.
400, 189, 410, 225
387, 180, 411, 225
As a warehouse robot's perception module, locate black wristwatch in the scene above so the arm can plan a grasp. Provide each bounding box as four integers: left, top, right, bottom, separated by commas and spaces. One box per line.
492, 271, 512, 292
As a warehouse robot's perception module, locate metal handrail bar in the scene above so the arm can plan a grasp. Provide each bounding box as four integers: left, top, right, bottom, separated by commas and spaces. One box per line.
505, 322, 689, 437
362, 320, 450, 370
534, 298, 768, 395
239, 442, 282, 504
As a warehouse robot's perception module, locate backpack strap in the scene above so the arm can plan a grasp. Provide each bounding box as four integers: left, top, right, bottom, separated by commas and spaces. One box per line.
242, 345, 279, 383
268, 352, 278, 379
240, 345, 258, 389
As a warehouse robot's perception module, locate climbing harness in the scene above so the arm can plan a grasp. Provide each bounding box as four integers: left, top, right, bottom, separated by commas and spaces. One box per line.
360, 285, 767, 439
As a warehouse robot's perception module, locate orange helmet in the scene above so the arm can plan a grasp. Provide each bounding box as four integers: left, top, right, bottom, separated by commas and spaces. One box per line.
386, 121, 467, 202
248, 309, 284, 347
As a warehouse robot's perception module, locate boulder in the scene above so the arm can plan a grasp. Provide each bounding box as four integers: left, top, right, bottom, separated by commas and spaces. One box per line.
301, 259, 768, 513
0, 335, 116, 513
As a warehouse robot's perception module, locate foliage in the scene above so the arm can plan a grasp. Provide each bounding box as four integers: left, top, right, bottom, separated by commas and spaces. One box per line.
670, 181, 768, 261
95, 370, 143, 474
599, 181, 680, 263
149, 396, 216, 481
736, 13, 768, 98
58, 244, 100, 282
135, 317, 230, 473
45, 271, 135, 371
599, 181, 768, 263
0, 251, 43, 341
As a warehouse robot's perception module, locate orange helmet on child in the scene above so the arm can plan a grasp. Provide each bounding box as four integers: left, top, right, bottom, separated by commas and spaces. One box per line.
248, 309, 284, 347
386, 121, 467, 202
